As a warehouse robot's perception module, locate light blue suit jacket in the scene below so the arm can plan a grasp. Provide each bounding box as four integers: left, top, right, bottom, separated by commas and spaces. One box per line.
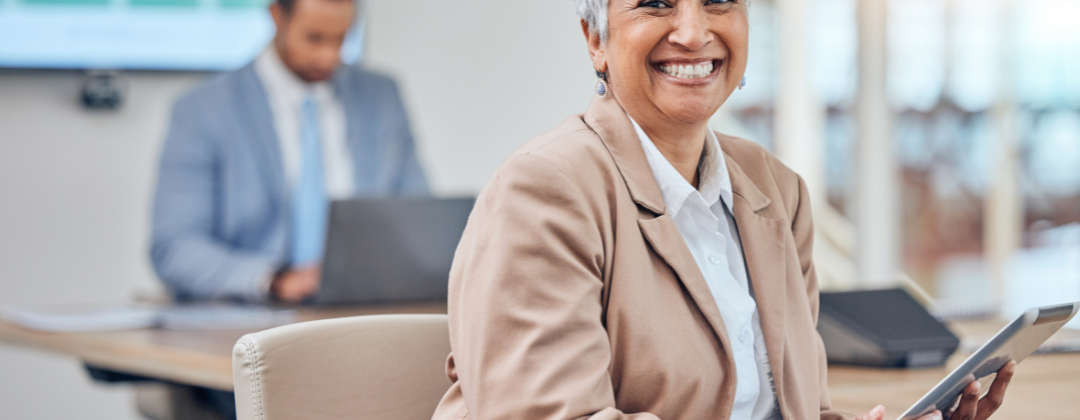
151, 63, 429, 301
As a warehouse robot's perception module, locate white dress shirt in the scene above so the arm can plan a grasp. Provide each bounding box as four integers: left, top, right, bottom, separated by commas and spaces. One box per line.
254, 46, 354, 199
630, 118, 781, 420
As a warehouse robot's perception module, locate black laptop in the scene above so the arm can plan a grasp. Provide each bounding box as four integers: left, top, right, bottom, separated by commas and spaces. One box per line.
314, 197, 474, 305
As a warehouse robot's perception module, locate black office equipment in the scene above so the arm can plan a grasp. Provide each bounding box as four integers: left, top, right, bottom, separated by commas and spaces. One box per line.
817, 288, 959, 368
316, 197, 475, 306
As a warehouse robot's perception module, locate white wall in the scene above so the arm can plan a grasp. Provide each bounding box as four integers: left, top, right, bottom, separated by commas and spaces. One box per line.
364, 0, 596, 195
0, 71, 206, 419
0, 1, 595, 418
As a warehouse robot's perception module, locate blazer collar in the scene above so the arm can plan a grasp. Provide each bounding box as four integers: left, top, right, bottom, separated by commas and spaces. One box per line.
583, 94, 666, 215
584, 94, 774, 216
718, 139, 771, 213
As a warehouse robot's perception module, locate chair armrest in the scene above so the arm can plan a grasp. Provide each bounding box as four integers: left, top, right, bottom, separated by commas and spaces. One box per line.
233, 314, 451, 420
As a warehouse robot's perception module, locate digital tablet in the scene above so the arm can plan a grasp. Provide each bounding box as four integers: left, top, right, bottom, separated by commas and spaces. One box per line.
898, 302, 1080, 420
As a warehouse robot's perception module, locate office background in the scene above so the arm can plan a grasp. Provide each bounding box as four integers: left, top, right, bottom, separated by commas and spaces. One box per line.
1, 0, 1078, 418
0, 2, 593, 417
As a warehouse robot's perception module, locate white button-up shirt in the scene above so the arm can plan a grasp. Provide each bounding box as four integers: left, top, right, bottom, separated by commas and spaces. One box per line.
254, 46, 354, 199
630, 118, 781, 420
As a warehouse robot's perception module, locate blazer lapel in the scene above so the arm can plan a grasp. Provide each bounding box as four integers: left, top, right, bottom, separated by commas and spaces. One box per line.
582, 95, 665, 214
235, 64, 288, 205
638, 215, 737, 368
585, 95, 737, 380
721, 141, 791, 415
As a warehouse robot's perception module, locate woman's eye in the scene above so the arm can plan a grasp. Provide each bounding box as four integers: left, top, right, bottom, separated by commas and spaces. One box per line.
705, 0, 734, 4
639, 0, 671, 8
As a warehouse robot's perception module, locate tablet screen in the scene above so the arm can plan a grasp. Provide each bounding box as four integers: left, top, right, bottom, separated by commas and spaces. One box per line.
898, 302, 1079, 420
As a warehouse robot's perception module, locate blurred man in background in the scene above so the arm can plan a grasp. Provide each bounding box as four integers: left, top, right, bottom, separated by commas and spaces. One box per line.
151, 0, 428, 305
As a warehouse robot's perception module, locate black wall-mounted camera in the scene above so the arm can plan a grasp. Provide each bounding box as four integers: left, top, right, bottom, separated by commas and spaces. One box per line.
81, 71, 126, 110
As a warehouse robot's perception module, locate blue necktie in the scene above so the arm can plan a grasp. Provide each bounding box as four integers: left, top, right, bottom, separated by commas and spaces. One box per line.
290, 97, 328, 266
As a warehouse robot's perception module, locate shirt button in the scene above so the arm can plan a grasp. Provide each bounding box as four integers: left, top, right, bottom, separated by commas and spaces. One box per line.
739, 329, 751, 344
708, 253, 721, 265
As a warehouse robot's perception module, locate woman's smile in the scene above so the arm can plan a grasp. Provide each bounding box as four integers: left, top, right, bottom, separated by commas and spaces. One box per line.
654, 58, 723, 84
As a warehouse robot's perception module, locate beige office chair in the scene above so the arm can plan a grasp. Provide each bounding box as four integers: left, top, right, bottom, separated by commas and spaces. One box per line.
232, 314, 451, 420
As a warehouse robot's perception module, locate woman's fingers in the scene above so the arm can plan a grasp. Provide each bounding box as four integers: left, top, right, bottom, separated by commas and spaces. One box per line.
951, 380, 982, 420
916, 410, 943, 420
855, 404, 886, 420
864, 363, 1015, 420
975, 361, 1017, 420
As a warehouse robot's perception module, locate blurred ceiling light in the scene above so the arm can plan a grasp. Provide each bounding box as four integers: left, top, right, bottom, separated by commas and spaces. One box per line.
1015, 0, 1080, 108
887, 0, 947, 112
949, 0, 1000, 112
811, 0, 858, 107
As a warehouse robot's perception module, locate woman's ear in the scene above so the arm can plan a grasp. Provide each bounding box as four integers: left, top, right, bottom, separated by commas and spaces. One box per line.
581, 19, 607, 74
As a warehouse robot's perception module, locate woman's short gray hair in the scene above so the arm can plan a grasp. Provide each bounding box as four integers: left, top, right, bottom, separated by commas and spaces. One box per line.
577, 0, 752, 44
575, 0, 609, 43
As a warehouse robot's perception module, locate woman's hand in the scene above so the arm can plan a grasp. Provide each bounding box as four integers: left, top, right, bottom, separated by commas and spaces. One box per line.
945, 361, 1016, 420
854, 405, 941, 420
855, 361, 1017, 420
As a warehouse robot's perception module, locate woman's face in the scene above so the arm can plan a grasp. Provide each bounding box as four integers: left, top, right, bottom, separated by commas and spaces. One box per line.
593, 0, 748, 127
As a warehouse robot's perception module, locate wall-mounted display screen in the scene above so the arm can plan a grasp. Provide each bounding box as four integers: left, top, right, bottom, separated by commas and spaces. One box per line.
0, 0, 276, 70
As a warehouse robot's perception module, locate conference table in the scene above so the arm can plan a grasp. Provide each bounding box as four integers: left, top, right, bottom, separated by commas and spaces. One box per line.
1, 304, 1078, 419
0, 303, 448, 391
829, 320, 1080, 418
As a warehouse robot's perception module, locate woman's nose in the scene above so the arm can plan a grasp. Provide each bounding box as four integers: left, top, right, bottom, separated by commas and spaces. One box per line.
667, 5, 712, 51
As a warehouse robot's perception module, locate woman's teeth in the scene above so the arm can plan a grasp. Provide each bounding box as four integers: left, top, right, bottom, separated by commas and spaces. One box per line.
660, 62, 714, 79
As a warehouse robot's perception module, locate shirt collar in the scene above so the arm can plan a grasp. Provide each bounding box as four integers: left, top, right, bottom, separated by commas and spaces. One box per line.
629, 116, 734, 218
255, 46, 334, 105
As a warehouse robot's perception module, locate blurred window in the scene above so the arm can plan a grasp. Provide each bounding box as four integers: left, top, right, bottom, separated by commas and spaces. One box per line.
721, 0, 1080, 300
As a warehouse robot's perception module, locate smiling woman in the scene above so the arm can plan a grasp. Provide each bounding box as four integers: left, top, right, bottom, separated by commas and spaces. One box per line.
588, 0, 748, 185
427, 2, 1006, 420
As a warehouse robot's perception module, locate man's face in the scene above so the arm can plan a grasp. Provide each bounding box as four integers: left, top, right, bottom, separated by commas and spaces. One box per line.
270, 0, 355, 83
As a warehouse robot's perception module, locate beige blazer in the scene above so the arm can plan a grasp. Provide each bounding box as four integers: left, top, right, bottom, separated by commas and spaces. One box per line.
432, 93, 852, 420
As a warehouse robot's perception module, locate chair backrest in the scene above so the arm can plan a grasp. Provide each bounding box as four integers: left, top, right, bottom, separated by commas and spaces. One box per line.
232, 314, 451, 420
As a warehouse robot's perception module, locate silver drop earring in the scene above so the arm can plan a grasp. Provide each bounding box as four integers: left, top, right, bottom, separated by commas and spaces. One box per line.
595, 71, 609, 97
739, 76, 747, 90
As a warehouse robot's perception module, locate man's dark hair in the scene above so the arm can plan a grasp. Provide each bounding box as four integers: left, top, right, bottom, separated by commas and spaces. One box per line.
276, 0, 352, 14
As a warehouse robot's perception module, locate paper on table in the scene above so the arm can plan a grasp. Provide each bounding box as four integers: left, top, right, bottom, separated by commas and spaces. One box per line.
1, 304, 298, 333
0, 306, 158, 332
